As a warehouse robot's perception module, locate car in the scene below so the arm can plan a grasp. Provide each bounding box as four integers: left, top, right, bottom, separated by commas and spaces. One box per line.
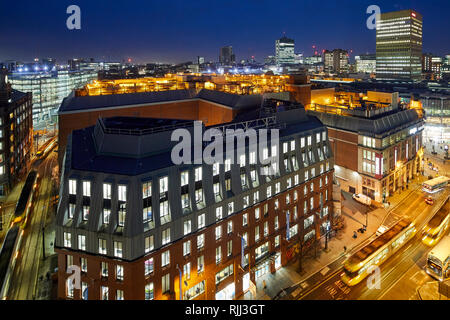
425, 197, 434, 205
352, 193, 372, 206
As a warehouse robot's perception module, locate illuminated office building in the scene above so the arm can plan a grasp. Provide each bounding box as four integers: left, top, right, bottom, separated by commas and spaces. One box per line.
275, 36, 295, 65
9, 66, 97, 125
376, 9, 423, 81
355, 54, 376, 74
323, 49, 349, 74
0, 71, 33, 196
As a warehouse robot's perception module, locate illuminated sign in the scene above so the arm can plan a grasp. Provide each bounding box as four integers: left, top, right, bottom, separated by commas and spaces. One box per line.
411, 12, 416, 17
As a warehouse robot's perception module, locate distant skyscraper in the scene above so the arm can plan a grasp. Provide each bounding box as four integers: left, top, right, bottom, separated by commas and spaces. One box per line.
275, 36, 295, 65
197, 56, 205, 65
323, 49, 349, 74
376, 9, 423, 81
304, 55, 323, 65
219, 46, 235, 65
422, 53, 433, 72
431, 56, 443, 79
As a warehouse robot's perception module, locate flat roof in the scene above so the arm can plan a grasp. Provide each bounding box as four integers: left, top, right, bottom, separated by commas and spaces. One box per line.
68, 108, 325, 176
58, 89, 263, 114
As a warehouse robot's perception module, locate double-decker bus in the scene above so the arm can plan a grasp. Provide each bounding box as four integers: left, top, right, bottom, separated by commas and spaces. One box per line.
422, 176, 450, 194
422, 197, 450, 246
342, 219, 417, 286
426, 236, 450, 281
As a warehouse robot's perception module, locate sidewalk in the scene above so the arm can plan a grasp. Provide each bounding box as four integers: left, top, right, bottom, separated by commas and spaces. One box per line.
240, 175, 425, 300
417, 280, 450, 300
34, 204, 58, 300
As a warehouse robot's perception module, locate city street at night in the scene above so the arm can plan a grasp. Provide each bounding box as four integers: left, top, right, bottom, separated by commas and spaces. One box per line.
0, 0, 449, 311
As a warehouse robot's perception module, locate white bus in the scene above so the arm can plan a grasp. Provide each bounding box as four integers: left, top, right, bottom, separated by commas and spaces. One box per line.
426, 236, 450, 281
422, 176, 450, 194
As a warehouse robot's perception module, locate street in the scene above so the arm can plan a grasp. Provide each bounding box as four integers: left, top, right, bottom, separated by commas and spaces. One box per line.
6, 151, 57, 300
298, 186, 449, 300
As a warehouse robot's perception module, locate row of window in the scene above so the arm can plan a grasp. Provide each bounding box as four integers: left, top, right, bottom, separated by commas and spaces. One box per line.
63, 168, 331, 258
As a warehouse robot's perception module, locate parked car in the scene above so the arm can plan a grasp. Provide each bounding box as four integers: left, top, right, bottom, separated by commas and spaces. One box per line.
352, 193, 372, 206
425, 197, 434, 205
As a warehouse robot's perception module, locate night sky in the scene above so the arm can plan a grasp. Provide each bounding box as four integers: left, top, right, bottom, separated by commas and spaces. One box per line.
1, 0, 449, 64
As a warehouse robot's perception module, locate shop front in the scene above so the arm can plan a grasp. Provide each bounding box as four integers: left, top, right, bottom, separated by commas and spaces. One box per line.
215, 282, 235, 300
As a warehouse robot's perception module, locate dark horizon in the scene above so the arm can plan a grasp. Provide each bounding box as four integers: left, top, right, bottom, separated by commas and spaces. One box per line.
1, 0, 449, 64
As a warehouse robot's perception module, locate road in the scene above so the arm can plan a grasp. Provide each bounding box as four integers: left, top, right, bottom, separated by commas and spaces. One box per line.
298, 187, 449, 300
7, 151, 57, 300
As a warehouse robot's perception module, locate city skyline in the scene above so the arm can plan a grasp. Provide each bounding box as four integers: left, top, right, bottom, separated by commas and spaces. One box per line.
1, 0, 449, 64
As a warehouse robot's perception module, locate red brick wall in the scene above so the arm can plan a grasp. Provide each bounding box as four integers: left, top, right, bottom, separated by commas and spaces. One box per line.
328, 128, 358, 171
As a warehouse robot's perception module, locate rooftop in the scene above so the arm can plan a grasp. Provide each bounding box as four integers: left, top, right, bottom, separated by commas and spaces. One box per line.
59, 89, 263, 114
307, 107, 422, 137
68, 106, 324, 176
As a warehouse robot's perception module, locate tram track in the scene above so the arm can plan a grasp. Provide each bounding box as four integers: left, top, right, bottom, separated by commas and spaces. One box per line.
8, 154, 56, 299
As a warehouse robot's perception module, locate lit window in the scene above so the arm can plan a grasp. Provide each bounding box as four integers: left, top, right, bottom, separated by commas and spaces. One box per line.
161, 250, 170, 267
198, 213, 205, 229
114, 241, 122, 258
183, 220, 191, 235
98, 238, 107, 255
82, 181, 91, 197
68, 179, 77, 195
145, 235, 154, 253
116, 265, 124, 281
103, 183, 112, 199
78, 235, 86, 251
180, 171, 189, 186
118, 185, 127, 201
195, 167, 202, 181
145, 283, 154, 300
145, 258, 154, 275
183, 241, 191, 256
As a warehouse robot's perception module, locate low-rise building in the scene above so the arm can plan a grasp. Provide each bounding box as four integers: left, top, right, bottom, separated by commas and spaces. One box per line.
308, 93, 424, 202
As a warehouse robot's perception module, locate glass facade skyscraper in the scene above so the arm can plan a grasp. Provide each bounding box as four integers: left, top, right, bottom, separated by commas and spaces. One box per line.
9, 68, 97, 125
376, 9, 423, 81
